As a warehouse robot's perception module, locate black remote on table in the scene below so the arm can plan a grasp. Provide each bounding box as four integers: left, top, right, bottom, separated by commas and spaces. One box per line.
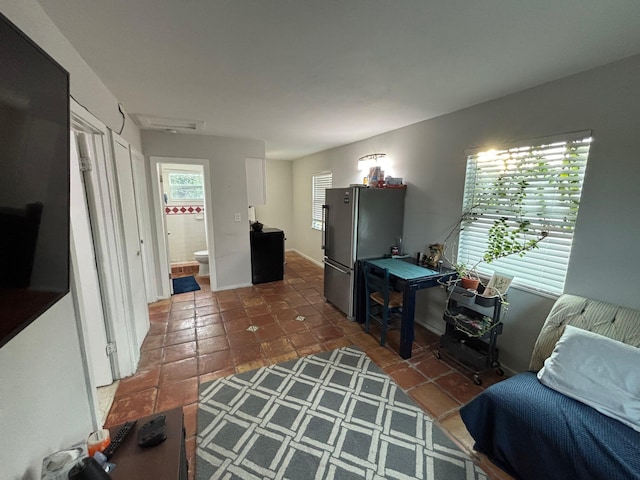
102, 420, 137, 459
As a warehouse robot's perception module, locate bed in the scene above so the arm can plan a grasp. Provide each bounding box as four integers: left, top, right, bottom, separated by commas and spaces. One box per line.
460, 294, 640, 480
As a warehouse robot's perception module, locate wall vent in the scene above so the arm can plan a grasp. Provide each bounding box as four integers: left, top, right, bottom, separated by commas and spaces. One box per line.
133, 114, 205, 132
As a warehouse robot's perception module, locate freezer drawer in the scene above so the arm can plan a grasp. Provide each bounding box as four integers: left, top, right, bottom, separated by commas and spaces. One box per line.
323, 260, 353, 318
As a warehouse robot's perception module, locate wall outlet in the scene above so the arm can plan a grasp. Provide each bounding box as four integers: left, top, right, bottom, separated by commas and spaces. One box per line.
234, 213, 241, 222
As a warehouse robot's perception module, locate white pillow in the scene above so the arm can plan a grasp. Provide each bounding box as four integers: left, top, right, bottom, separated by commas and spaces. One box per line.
537, 324, 640, 432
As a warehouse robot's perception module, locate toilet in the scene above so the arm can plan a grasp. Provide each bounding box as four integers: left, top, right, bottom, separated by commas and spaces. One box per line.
194, 250, 209, 276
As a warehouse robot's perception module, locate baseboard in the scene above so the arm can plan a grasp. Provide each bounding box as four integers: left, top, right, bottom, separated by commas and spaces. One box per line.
288, 249, 323, 268
215, 282, 253, 292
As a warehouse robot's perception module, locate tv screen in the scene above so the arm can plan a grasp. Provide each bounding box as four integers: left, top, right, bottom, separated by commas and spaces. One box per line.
0, 13, 70, 348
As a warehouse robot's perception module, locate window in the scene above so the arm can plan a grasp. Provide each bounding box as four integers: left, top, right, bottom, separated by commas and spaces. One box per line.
458, 131, 591, 295
168, 172, 203, 201
311, 171, 332, 230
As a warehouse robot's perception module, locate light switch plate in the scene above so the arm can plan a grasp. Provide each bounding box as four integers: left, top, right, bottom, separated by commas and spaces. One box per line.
234, 213, 241, 222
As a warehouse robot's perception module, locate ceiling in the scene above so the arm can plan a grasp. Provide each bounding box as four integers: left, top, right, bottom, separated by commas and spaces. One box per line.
38, 0, 640, 160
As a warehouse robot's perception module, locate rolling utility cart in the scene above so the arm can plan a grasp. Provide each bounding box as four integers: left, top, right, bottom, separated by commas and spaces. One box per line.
436, 286, 504, 385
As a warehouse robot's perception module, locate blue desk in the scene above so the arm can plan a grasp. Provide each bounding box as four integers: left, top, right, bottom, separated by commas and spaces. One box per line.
361, 258, 455, 359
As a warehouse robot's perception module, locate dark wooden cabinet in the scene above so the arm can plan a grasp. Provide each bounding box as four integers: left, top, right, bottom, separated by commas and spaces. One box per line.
250, 228, 284, 284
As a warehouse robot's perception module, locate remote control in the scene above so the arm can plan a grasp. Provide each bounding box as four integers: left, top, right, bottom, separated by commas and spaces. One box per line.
102, 420, 137, 459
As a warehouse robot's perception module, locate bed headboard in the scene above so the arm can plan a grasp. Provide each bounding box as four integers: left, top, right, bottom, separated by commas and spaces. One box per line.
529, 294, 640, 371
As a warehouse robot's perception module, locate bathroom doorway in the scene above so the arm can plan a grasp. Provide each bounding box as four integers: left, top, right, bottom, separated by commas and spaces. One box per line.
151, 157, 216, 296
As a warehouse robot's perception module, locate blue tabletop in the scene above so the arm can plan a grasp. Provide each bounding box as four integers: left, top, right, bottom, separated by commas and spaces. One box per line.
366, 258, 439, 280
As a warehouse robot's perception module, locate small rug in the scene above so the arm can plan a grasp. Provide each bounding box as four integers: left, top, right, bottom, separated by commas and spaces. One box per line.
172, 275, 200, 294
196, 346, 485, 480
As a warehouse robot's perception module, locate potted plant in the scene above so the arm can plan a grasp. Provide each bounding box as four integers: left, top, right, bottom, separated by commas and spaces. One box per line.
443, 168, 549, 294
449, 217, 547, 294
454, 262, 481, 291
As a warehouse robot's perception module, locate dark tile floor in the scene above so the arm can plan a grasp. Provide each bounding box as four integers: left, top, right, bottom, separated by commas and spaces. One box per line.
105, 251, 513, 480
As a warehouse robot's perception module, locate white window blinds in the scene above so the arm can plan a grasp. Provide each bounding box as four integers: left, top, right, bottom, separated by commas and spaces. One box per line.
458, 131, 592, 295
312, 172, 332, 230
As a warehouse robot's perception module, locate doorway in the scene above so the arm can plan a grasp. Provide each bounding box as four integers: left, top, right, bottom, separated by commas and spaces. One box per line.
151, 157, 217, 296
160, 163, 207, 278
70, 100, 154, 426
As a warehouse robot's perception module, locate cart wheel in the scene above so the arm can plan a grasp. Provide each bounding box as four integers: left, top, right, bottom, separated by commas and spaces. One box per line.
495, 367, 504, 376
473, 374, 482, 386
435, 350, 442, 360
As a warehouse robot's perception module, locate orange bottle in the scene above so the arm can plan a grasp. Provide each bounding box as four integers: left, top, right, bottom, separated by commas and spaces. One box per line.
87, 429, 111, 457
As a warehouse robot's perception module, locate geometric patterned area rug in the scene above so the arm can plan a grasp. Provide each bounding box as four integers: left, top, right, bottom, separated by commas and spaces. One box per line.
196, 346, 486, 479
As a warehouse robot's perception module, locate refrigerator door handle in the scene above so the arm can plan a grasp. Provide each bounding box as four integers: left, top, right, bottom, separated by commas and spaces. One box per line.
323, 259, 350, 275
321, 204, 328, 250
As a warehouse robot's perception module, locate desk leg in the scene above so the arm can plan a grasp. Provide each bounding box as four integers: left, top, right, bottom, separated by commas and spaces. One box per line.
399, 285, 417, 359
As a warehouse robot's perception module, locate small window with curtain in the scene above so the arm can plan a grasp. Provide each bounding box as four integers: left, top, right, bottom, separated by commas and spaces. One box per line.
311, 171, 332, 230
458, 131, 592, 295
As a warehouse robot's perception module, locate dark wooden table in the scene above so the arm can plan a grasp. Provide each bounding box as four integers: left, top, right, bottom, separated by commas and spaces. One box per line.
359, 258, 455, 359
107, 408, 187, 480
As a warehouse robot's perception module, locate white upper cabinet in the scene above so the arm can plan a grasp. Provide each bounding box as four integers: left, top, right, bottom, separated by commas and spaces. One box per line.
246, 157, 266, 206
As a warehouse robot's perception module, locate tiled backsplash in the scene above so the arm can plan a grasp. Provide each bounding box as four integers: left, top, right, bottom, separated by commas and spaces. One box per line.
165, 205, 204, 215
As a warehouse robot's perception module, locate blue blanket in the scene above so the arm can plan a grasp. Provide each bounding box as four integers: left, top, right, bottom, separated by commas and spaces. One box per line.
460, 372, 640, 480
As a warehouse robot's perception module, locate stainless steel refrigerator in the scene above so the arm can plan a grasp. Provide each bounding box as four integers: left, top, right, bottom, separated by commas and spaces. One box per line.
322, 186, 405, 318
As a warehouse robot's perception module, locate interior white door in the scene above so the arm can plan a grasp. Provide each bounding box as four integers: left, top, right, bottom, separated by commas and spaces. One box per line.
69, 133, 113, 387
157, 163, 174, 295
112, 135, 149, 351
130, 148, 157, 303
151, 161, 173, 296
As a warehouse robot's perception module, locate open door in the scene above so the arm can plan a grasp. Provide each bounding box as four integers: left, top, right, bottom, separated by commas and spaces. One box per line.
155, 162, 174, 295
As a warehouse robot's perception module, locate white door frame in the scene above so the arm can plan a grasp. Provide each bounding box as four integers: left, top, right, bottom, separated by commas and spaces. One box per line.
69, 131, 113, 387
150, 156, 217, 296
70, 100, 139, 380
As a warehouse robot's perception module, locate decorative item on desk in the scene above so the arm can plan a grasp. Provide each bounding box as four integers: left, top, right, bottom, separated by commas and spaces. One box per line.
391, 245, 399, 255
386, 177, 403, 186
424, 243, 444, 269
251, 221, 263, 232
87, 429, 110, 457
368, 166, 384, 188
67, 456, 111, 480
41, 447, 84, 480
476, 273, 513, 306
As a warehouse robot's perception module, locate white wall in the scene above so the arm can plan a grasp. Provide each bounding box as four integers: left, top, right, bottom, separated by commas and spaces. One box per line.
255, 159, 294, 247
290, 54, 640, 371
0, 2, 144, 477
166, 214, 207, 262
0, 297, 94, 479
142, 131, 265, 290
1, 0, 141, 151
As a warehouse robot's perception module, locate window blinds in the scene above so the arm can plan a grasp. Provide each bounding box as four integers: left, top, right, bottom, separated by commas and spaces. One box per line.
312, 172, 332, 230
458, 131, 591, 295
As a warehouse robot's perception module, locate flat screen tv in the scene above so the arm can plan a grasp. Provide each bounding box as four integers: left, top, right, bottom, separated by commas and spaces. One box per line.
0, 13, 70, 348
